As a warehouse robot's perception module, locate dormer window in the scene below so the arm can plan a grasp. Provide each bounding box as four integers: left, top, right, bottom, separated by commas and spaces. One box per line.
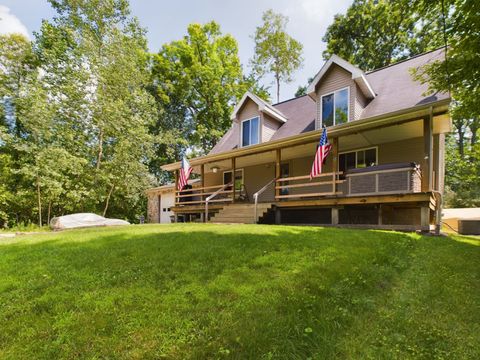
321, 87, 349, 127
241, 117, 260, 147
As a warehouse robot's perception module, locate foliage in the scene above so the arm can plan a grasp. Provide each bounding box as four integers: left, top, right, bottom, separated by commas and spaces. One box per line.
150, 22, 247, 158
322, 0, 443, 71
0, 224, 478, 358
0, 0, 156, 226
444, 135, 480, 207
250, 9, 303, 102
323, 0, 479, 206
412, 0, 480, 205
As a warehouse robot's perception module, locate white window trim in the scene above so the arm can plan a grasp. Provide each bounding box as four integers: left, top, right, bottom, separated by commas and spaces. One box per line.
320, 86, 350, 128
240, 116, 260, 147
338, 146, 378, 170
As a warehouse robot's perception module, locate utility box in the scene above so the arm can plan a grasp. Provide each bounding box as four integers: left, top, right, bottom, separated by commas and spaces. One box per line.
458, 219, 480, 235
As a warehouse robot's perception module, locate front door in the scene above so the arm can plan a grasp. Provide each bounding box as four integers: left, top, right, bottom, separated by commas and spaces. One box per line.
223, 169, 244, 199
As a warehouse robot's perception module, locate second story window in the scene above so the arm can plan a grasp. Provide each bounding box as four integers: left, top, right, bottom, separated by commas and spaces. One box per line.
321, 87, 349, 127
241, 117, 260, 147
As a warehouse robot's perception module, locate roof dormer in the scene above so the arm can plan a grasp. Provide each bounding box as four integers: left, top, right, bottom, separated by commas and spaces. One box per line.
231, 91, 288, 147
307, 55, 376, 129
307, 55, 376, 100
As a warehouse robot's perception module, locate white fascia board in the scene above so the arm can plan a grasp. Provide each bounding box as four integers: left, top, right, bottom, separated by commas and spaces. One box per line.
261, 105, 288, 123
307, 55, 375, 99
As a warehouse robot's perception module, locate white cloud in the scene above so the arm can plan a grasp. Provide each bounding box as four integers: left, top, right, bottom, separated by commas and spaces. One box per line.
0, 5, 30, 38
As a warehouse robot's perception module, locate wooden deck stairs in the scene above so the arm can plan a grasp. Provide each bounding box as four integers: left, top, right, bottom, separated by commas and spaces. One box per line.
209, 203, 273, 224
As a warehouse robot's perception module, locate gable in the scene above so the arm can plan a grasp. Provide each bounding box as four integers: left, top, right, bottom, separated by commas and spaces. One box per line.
236, 98, 259, 122
315, 64, 357, 128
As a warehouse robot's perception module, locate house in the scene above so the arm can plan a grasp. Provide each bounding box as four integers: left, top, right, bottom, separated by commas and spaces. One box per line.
148, 48, 451, 232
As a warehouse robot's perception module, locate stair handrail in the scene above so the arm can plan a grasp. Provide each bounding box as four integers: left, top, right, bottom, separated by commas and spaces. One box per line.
253, 177, 277, 224
205, 182, 232, 222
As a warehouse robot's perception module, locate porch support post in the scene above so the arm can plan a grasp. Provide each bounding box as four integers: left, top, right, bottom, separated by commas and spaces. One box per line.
275, 148, 281, 200
378, 205, 383, 225
274, 206, 281, 225
420, 206, 430, 232
331, 207, 339, 225
435, 133, 446, 235
174, 170, 179, 206
422, 109, 433, 192
201, 164, 205, 222
331, 137, 339, 194
232, 157, 236, 203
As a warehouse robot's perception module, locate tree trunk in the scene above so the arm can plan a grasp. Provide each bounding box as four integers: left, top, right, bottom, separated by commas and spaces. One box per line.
454, 119, 465, 157
97, 128, 104, 170
275, 73, 280, 103
47, 201, 52, 226
36, 178, 42, 227
103, 184, 115, 217
469, 118, 479, 146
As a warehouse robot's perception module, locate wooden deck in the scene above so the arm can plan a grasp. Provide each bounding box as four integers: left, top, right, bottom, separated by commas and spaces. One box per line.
172, 193, 435, 212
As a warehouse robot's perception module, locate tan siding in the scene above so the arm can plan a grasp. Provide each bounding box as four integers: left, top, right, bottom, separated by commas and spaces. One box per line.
315, 64, 355, 129
262, 114, 280, 142
378, 137, 424, 165
204, 171, 223, 187
236, 98, 262, 147
237, 99, 259, 122
354, 83, 367, 120
244, 163, 276, 202
287, 155, 335, 196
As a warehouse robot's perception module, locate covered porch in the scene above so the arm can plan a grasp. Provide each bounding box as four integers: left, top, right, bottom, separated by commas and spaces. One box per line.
164, 103, 450, 230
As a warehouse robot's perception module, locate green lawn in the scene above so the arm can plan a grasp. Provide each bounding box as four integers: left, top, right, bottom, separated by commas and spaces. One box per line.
0, 224, 479, 359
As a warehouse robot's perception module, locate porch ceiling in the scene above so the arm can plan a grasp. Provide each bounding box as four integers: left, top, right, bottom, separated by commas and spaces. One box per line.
165, 101, 450, 173
194, 115, 451, 173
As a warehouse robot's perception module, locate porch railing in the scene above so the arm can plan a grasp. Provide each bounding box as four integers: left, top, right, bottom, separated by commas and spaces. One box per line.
253, 177, 277, 223
275, 171, 344, 201
205, 183, 233, 222
175, 184, 233, 207
345, 165, 421, 196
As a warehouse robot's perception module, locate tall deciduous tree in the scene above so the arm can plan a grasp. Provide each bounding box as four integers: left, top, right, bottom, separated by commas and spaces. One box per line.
151, 21, 248, 156
38, 0, 157, 218
323, 0, 443, 71
413, 0, 479, 153
250, 10, 303, 102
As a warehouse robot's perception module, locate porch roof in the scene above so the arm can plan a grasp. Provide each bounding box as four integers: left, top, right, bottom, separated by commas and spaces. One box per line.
161, 99, 450, 172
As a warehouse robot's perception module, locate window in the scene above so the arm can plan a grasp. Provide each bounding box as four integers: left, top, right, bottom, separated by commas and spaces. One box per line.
241, 117, 260, 147
223, 169, 244, 194
339, 147, 377, 173
321, 88, 349, 127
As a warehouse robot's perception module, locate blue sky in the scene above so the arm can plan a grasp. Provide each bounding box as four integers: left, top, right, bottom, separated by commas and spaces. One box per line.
0, 0, 352, 101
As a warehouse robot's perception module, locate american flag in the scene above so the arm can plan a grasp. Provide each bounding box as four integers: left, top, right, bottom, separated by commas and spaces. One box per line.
310, 127, 332, 179
178, 156, 193, 191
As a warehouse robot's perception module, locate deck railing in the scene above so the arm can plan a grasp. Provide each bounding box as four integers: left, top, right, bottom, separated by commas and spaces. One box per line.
253, 177, 277, 223
175, 184, 233, 207
275, 171, 344, 201
345, 165, 421, 196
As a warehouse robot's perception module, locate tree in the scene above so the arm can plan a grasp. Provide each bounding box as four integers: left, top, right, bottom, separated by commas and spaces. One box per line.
151, 21, 248, 157
36, 0, 157, 219
322, 0, 443, 71
250, 9, 303, 102
413, 0, 479, 152
294, 77, 314, 97
413, 0, 480, 206
0, 1, 157, 225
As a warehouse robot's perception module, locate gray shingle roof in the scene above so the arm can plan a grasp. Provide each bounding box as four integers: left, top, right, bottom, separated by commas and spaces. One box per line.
209, 48, 449, 155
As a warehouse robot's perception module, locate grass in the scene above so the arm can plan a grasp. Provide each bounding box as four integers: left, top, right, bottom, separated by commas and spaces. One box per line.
0, 224, 479, 359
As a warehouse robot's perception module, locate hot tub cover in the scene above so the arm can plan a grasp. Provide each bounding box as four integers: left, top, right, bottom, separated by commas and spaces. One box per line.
50, 213, 130, 230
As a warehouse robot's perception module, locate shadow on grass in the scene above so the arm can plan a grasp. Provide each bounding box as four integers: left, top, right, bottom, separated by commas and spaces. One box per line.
0, 225, 479, 359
